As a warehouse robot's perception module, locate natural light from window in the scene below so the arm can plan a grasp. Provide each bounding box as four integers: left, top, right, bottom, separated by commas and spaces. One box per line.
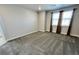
61, 10, 73, 26
52, 10, 73, 26
52, 12, 60, 26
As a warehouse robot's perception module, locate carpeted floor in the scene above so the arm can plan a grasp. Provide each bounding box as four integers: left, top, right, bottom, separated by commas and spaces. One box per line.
0, 31, 79, 55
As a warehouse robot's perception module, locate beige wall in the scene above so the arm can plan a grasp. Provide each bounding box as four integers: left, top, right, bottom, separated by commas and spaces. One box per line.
0, 5, 38, 40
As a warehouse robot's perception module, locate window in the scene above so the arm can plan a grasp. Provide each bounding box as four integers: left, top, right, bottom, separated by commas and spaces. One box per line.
52, 12, 60, 25
61, 10, 73, 26
51, 9, 74, 34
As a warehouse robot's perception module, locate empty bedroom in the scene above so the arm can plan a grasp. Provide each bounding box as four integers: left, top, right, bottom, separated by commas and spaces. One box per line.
0, 4, 79, 55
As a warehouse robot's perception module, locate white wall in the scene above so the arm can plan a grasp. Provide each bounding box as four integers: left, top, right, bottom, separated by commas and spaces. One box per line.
46, 12, 51, 32
0, 5, 38, 40
38, 11, 46, 32
70, 5, 79, 37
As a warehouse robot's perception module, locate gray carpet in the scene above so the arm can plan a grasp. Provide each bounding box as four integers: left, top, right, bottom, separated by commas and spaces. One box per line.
0, 31, 79, 55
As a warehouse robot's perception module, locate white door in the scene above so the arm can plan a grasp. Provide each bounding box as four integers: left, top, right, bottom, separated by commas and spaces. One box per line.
0, 17, 6, 46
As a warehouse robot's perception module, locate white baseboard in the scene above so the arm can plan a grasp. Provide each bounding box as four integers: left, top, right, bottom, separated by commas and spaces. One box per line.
7, 31, 38, 42
39, 30, 45, 32
70, 34, 79, 37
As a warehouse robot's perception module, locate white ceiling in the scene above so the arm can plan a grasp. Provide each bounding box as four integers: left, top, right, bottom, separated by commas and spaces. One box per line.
17, 4, 74, 11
